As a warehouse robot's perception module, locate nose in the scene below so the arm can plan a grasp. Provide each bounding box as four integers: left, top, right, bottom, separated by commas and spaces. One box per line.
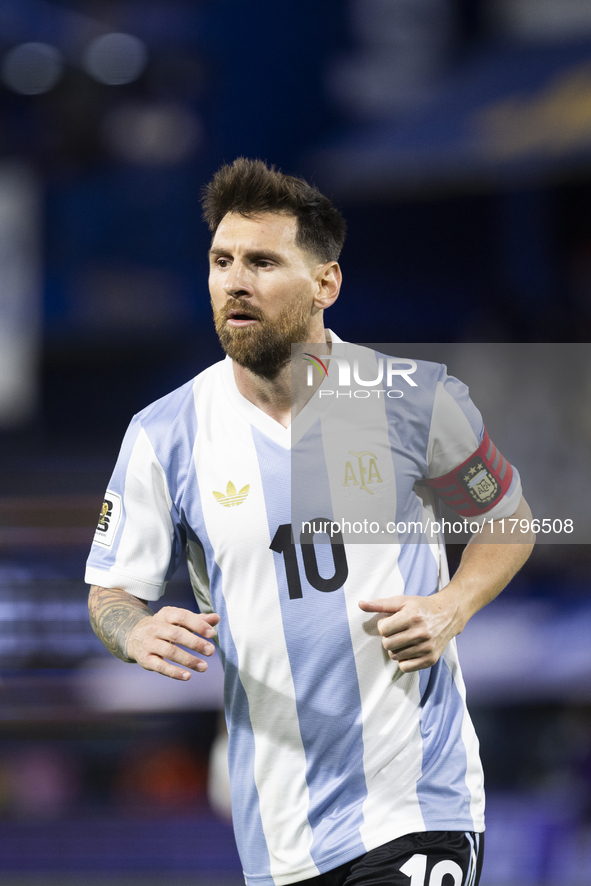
224, 261, 251, 298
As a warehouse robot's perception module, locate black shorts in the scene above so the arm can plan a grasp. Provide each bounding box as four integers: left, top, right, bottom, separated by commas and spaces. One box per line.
289, 831, 484, 886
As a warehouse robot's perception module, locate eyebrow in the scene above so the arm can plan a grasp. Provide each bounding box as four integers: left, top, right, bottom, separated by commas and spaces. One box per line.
209, 247, 286, 264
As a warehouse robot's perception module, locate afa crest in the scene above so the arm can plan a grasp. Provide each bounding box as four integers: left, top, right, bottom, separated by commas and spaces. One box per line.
343, 450, 383, 495
458, 458, 501, 509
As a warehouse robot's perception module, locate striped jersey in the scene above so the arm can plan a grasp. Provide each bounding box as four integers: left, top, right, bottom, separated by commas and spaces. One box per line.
86, 336, 522, 886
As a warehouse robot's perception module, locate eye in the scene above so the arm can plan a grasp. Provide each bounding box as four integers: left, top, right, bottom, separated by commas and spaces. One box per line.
215, 258, 231, 268
255, 259, 273, 269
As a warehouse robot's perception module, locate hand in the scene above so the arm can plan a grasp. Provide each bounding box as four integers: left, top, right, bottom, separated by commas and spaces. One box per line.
127, 607, 221, 681
358, 594, 461, 673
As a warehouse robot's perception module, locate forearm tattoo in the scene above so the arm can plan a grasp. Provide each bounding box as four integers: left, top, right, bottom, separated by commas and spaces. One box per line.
88, 586, 153, 662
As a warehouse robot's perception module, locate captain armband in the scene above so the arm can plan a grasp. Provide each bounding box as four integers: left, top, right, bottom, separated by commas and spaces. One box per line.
425, 428, 514, 519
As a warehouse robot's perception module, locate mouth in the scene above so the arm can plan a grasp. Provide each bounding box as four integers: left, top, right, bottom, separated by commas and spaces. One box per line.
226, 308, 261, 327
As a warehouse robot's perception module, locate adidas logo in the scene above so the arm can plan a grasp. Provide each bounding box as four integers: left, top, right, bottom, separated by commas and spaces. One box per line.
213, 481, 250, 508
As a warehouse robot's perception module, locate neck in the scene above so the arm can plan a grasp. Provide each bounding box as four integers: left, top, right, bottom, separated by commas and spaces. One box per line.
232, 328, 331, 428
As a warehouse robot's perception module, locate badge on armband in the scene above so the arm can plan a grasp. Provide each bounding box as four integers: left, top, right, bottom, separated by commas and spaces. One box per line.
426, 428, 513, 518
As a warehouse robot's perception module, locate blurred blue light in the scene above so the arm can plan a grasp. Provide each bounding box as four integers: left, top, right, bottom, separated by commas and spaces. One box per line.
1, 42, 63, 95
83, 32, 147, 86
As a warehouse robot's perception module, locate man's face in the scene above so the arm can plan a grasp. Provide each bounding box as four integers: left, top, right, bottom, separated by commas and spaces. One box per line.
208, 212, 323, 379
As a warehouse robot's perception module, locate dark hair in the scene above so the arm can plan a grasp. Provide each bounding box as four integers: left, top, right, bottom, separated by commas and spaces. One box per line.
201, 157, 346, 262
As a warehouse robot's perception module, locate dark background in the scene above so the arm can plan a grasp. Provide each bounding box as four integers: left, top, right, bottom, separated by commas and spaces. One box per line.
0, 1, 590, 884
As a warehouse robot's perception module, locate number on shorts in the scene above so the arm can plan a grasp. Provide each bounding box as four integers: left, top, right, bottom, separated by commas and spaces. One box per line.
400, 854, 463, 886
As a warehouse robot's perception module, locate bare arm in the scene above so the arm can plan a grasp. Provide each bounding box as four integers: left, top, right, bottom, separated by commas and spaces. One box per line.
358, 495, 536, 673
88, 585, 220, 680
440, 495, 536, 630
88, 585, 153, 662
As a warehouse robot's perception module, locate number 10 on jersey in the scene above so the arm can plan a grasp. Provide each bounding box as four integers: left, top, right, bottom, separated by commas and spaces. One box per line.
270, 520, 349, 599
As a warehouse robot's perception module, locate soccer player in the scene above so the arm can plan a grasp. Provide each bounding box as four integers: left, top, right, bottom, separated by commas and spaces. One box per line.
86, 158, 535, 886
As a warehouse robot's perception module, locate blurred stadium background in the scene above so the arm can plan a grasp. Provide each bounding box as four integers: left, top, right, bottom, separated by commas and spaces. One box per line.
0, 1, 590, 884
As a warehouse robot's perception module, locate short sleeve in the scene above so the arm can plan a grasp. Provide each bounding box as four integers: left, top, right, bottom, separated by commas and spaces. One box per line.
424, 368, 522, 522
85, 415, 184, 600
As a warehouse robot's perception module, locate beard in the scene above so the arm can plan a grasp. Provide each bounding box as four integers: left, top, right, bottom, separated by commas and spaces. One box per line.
212, 297, 312, 380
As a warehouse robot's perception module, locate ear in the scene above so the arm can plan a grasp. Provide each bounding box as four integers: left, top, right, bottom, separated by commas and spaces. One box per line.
313, 262, 342, 311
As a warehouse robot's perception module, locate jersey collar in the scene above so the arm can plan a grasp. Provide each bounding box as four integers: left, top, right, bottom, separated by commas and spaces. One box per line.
221, 329, 343, 449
